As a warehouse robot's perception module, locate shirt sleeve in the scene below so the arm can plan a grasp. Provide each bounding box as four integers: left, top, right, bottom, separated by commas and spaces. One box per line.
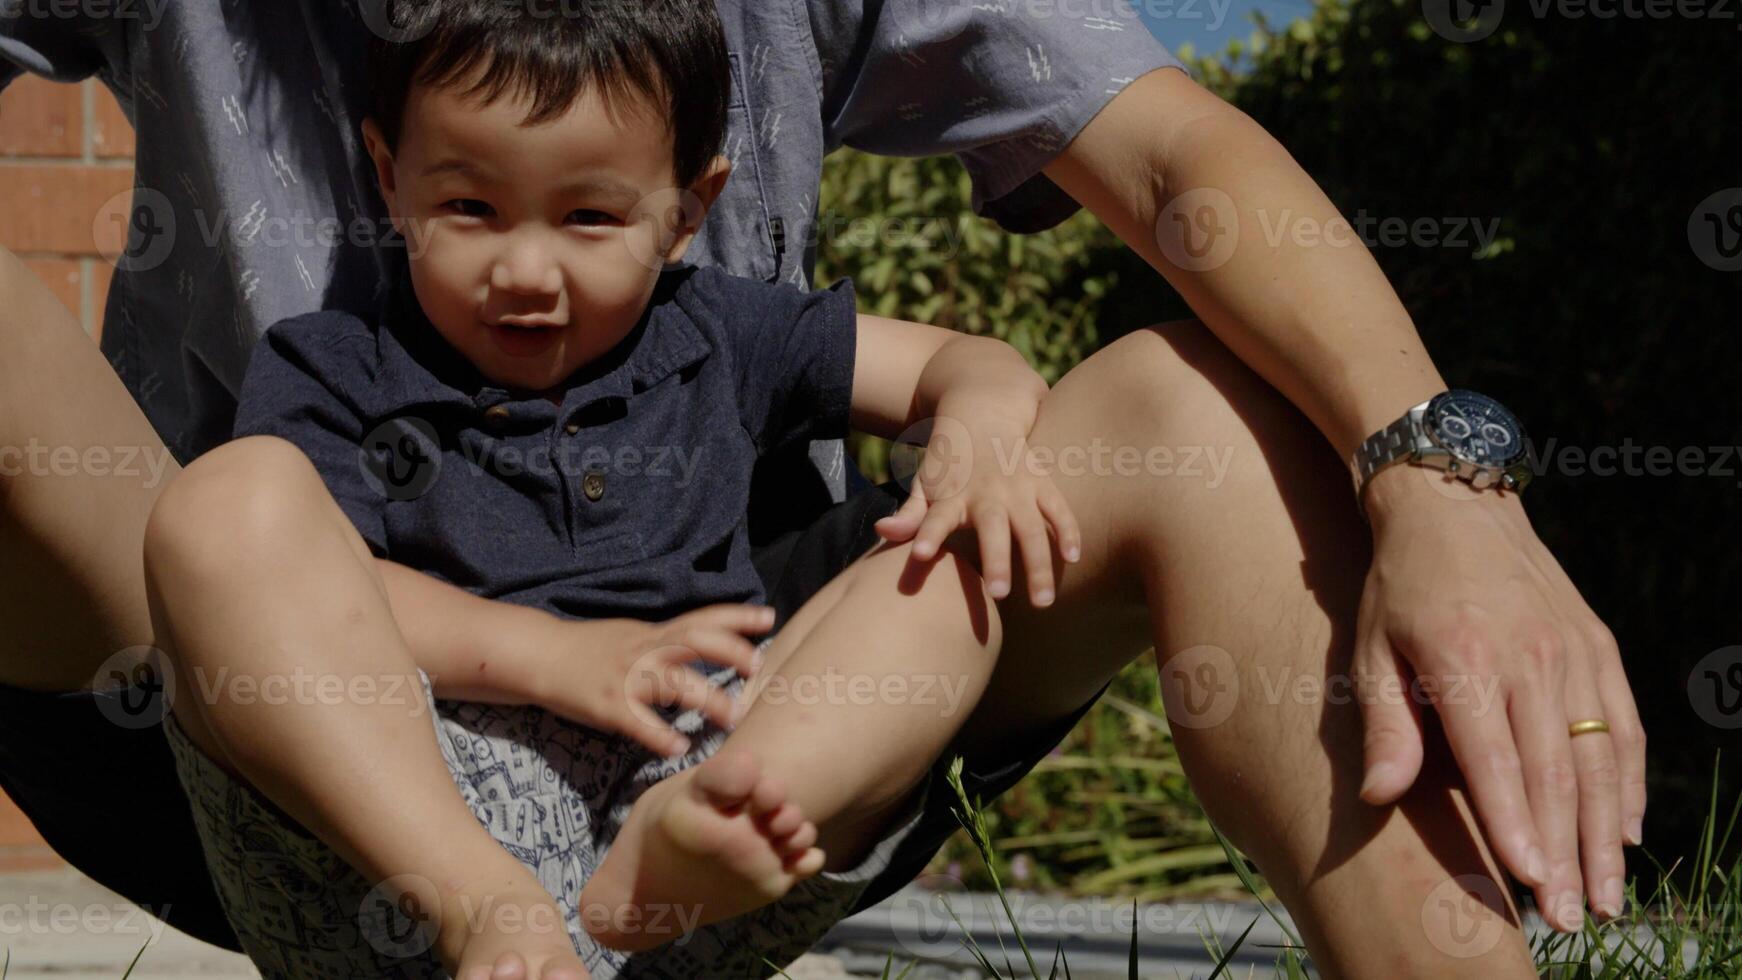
707, 270, 859, 457
0, 4, 128, 88
231, 314, 390, 557
806, 0, 1187, 233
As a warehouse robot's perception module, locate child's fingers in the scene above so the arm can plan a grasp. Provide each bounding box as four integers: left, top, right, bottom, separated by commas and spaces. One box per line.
689, 603, 778, 637
650, 667, 740, 732
620, 700, 692, 757
874, 486, 929, 541
974, 505, 1012, 599
1010, 508, 1056, 607
911, 498, 964, 562
670, 627, 759, 677
1037, 485, 1083, 564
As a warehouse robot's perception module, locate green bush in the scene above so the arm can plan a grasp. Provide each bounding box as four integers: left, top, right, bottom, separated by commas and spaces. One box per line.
814, 150, 1128, 486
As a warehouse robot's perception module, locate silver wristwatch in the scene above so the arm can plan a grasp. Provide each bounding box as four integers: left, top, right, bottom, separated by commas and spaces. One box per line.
1350, 389, 1533, 504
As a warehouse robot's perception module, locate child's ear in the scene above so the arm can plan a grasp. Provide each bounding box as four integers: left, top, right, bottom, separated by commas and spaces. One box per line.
662, 154, 732, 264
360, 118, 405, 235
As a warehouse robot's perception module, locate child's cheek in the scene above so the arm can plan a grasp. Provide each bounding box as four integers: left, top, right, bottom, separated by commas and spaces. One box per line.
407, 246, 481, 329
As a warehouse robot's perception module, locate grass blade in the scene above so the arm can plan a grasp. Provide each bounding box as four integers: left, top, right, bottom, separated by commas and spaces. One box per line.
942, 897, 1004, 977
1208, 821, 1302, 949
944, 756, 1044, 979
1205, 916, 1259, 980
119, 941, 148, 979
1128, 899, 1139, 980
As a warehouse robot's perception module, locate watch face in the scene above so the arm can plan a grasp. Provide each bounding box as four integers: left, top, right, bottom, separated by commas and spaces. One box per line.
1425, 390, 1526, 467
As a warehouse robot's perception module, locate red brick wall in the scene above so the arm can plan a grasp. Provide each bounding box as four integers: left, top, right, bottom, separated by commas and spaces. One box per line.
0, 75, 137, 862
1, 75, 137, 340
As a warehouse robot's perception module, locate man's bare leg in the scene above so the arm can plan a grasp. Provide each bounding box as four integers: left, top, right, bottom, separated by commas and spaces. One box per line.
948, 319, 1537, 978
0, 247, 176, 691
143, 436, 588, 980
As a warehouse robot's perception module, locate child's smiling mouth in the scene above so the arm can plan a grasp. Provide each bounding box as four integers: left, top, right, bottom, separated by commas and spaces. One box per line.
485, 317, 563, 358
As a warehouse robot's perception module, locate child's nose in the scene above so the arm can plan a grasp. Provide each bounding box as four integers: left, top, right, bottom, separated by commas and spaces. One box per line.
491, 233, 563, 296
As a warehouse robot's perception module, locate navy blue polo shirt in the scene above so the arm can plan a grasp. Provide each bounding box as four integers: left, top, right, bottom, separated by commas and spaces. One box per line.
231, 264, 858, 623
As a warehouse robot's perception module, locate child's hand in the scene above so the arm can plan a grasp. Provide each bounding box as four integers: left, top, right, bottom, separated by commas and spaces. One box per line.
529, 604, 775, 756
874, 418, 1082, 608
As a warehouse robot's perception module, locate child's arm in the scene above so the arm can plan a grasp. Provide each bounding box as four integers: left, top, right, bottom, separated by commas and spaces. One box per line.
849, 314, 1082, 608
375, 560, 770, 755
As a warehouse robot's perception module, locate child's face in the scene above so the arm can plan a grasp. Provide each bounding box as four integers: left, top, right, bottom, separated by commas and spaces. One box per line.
362, 70, 728, 393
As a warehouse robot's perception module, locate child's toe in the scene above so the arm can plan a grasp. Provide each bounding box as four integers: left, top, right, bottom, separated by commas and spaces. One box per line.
535, 953, 590, 980
778, 820, 818, 859
761, 801, 804, 837
693, 748, 760, 805
491, 952, 530, 980
749, 772, 788, 815
789, 846, 826, 877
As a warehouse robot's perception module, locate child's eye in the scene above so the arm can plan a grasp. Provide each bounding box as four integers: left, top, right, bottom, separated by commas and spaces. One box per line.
443, 199, 494, 219
566, 209, 617, 227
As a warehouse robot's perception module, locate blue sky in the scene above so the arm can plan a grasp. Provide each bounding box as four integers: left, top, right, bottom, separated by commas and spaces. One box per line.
1134, 0, 1314, 63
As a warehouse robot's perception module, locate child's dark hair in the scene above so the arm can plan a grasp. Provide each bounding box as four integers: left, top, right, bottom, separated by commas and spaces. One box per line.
364, 0, 730, 188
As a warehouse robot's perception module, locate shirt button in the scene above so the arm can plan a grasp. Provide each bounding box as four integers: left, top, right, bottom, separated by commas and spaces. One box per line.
565, 422, 581, 435
582, 470, 606, 502
483, 404, 511, 429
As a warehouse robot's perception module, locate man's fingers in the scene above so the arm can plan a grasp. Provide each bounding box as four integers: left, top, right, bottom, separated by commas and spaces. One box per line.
1596, 660, 1647, 847
1567, 678, 1627, 920
1009, 509, 1056, 607
1510, 667, 1585, 932
1354, 644, 1425, 805
1436, 680, 1548, 889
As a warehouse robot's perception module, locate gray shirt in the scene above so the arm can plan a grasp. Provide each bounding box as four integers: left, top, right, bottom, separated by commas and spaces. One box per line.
1, 0, 1182, 517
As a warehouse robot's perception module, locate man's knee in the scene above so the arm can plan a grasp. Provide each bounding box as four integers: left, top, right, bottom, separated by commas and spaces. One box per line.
143, 435, 324, 572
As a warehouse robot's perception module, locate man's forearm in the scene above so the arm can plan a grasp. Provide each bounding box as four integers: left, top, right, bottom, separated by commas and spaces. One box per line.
1045, 69, 1449, 471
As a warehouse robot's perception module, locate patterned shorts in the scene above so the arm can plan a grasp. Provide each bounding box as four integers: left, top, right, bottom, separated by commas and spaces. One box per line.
161, 642, 931, 979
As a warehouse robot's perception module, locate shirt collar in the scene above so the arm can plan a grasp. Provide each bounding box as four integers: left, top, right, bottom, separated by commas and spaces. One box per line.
367, 262, 713, 419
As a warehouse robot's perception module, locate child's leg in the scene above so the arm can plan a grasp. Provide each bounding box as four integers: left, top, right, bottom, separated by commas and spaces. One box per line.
582, 534, 1000, 950
142, 436, 587, 980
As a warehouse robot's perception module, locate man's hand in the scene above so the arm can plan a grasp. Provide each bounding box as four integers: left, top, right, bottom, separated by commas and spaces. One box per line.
873, 413, 1082, 607
516, 604, 774, 756
1354, 467, 1647, 931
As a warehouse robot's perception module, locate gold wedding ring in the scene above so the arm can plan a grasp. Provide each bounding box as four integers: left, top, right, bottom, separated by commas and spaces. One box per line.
1568, 719, 1611, 737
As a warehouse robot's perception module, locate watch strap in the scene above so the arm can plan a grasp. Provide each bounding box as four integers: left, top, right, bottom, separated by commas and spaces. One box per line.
1349, 401, 1432, 498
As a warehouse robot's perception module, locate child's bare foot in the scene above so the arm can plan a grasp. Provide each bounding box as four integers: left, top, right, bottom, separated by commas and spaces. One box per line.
579, 748, 826, 951
434, 870, 590, 980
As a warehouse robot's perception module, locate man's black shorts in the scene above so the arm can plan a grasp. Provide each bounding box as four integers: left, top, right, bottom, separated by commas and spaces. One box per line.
0, 478, 1099, 953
